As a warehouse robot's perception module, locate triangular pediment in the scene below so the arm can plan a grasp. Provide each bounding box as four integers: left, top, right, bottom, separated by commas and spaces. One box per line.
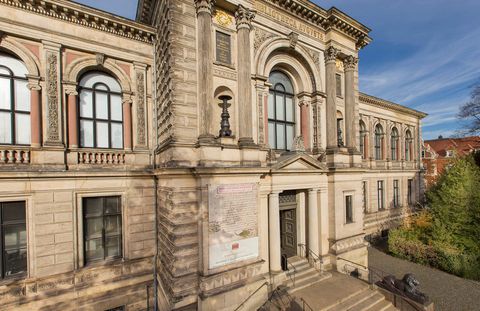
271, 152, 325, 171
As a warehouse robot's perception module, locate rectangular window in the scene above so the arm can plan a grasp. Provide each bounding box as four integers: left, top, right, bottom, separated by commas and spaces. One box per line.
393, 180, 399, 208
362, 181, 367, 212
0, 201, 27, 279
215, 31, 232, 65
83, 196, 122, 264
336, 73, 342, 97
408, 179, 413, 205
345, 195, 353, 223
377, 181, 384, 210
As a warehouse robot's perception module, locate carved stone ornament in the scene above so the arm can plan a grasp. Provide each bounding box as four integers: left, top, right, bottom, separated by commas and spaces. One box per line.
136, 71, 146, 145
292, 136, 306, 152
195, 0, 216, 15
63, 84, 78, 96
96, 53, 105, 66
324, 46, 339, 63
288, 32, 299, 49
266, 149, 277, 163
214, 9, 233, 27
306, 48, 321, 68
235, 5, 256, 30
254, 27, 277, 52
46, 53, 60, 142
343, 55, 358, 71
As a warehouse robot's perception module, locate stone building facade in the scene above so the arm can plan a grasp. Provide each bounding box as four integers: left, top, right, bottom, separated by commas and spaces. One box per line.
0, 0, 425, 310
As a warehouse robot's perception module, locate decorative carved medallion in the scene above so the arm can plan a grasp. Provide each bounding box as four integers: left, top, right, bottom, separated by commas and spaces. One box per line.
254, 27, 277, 52
136, 71, 146, 146
46, 53, 60, 142
235, 5, 256, 30
214, 9, 233, 27
324, 46, 339, 63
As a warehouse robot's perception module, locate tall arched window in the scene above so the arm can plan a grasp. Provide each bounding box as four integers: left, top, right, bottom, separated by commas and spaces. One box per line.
78, 72, 123, 149
391, 127, 399, 160
405, 130, 413, 161
359, 121, 367, 159
267, 71, 295, 150
374, 124, 383, 160
0, 53, 30, 145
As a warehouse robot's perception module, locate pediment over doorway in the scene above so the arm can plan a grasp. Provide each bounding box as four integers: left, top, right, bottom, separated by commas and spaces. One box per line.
271, 152, 326, 171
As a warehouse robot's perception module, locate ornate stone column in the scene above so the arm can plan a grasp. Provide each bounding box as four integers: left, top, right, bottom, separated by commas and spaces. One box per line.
318, 188, 329, 256
235, 5, 256, 147
27, 77, 42, 148
324, 47, 338, 149
308, 189, 319, 256
195, 0, 216, 143
343, 55, 358, 151
43, 41, 63, 146
123, 94, 133, 150
268, 191, 281, 272
64, 84, 78, 148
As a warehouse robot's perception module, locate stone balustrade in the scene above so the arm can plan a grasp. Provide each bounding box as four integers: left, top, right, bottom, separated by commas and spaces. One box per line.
0, 148, 30, 164
77, 150, 126, 165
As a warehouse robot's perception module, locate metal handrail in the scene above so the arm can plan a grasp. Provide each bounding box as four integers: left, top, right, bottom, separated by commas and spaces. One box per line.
233, 281, 269, 311
286, 260, 297, 287
298, 243, 323, 273
299, 297, 314, 311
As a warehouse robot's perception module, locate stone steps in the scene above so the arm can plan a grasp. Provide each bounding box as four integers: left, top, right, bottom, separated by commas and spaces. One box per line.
283, 256, 332, 294
322, 286, 397, 311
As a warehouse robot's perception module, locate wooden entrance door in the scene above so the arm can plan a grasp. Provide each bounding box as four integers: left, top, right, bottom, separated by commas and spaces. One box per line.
280, 209, 297, 258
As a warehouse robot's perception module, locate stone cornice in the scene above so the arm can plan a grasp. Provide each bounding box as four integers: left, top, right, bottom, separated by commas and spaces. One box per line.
0, 0, 155, 44
359, 93, 428, 119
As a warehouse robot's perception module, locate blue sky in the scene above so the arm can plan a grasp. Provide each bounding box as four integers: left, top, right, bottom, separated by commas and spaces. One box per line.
74, 0, 480, 139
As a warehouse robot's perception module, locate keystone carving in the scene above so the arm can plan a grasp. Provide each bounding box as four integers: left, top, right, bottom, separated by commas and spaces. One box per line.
195, 0, 216, 15
324, 46, 339, 63
288, 32, 299, 49
235, 5, 256, 30
96, 53, 105, 66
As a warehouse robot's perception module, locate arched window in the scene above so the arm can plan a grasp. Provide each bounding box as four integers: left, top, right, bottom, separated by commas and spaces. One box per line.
391, 127, 399, 160
78, 72, 123, 149
0, 53, 30, 145
374, 124, 383, 160
359, 121, 367, 159
336, 111, 344, 147
267, 71, 295, 150
405, 130, 413, 161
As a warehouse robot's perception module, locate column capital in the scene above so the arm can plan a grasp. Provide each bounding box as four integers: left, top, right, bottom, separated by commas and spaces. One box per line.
324, 46, 339, 63
27, 75, 41, 91
122, 93, 133, 105
269, 190, 282, 196
194, 0, 216, 16
63, 83, 78, 96
343, 55, 358, 71
308, 188, 320, 193
235, 5, 256, 30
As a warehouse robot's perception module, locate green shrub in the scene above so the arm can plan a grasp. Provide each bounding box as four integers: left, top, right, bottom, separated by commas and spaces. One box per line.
388, 228, 436, 265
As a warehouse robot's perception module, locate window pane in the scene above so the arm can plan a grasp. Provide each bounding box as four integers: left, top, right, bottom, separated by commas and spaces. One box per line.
79, 90, 93, 118
0, 77, 11, 110
84, 197, 103, 216
0, 111, 12, 144
105, 197, 120, 214
85, 217, 103, 239
85, 238, 103, 261
14, 80, 30, 112
95, 92, 108, 119
275, 95, 285, 120
111, 95, 122, 121
4, 224, 27, 249
4, 248, 27, 276
3, 201, 26, 221
267, 92, 274, 119
286, 124, 294, 151
95, 84, 108, 91
15, 114, 30, 144
0, 67, 10, 75
285, 97, 294, 122
276, 123, 285, 149
80, 120, 94, 147
96, 121, 109, 148
105, 236, 121, 258
105, 215, 121, 235
268, 122, 275, 149
111, 123, 123, 149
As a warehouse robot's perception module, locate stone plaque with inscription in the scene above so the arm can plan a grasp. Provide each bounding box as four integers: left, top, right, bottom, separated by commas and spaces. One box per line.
208, 183, 258, 269
216, 31, 232, 65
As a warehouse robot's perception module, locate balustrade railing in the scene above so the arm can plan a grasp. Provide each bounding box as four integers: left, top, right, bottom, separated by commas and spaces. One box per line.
0, 148, 30, 164
77, 150, 125, 164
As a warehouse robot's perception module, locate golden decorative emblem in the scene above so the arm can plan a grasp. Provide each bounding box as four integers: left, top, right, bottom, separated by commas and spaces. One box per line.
215, 10, 233, 27
335, 59, 344, 70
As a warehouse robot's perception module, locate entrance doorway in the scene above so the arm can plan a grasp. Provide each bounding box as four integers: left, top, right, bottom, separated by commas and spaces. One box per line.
280, 209, 297, 258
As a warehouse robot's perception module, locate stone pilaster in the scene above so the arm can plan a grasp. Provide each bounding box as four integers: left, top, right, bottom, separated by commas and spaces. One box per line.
134, 63, 148, 149
343, 55, 358, 151
27, 76, 42, 148
308, 189, 319, 255
123, 94, 133, 151
195, 0, 216, 144
64, 83, 78, 148
324, 46, 338, 149
235, 5, 256, 147
268, 191, 281, 272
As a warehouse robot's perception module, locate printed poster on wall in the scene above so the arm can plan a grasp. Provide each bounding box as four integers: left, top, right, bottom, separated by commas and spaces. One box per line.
208, 183, 259, 269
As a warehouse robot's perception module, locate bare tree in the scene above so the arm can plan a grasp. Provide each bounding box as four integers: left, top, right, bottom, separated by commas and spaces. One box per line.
458, 84, 480, 135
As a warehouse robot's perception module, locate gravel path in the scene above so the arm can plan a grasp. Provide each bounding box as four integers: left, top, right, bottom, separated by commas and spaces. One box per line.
368, 246, 480, 311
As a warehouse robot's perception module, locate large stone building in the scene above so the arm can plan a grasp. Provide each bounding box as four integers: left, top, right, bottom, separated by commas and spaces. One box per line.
0, 0, 425, 310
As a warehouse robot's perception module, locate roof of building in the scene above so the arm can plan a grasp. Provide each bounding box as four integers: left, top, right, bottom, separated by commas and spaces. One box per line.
424, 136, 480, 157
359, 93, 428, 119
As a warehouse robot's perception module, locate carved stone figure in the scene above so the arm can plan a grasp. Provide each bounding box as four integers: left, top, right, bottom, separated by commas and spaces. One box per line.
292, 136, 305, 152
379, 273, 429, 305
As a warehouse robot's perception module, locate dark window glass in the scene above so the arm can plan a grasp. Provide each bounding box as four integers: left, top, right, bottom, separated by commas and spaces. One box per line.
83, 196, 122, 264
405, 130, 413, 161
267, 71, 295, 151
391, 128, 399, 160
345, 195, 353, 223
362, 181, 367, 212
408, 179, 413, 205
393, 180, 399, 208
377, 181, 384, 210
336, 73, 342, 97
1, 201, 27, 279
375, 125, 383, 160
359, 121, 367, 159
